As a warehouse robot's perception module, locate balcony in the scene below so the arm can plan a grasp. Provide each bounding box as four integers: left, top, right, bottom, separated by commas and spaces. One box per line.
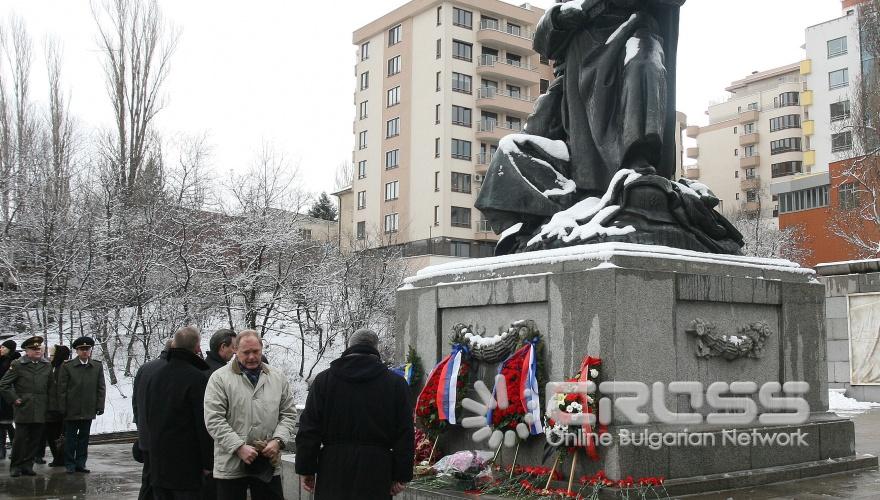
477, 20, 534, 53
739, 132, 760, 146
800, 59, 812, 75
477, 219, 493, 233
684, 167, 700, 180
740, 155, 760, 168
477, 55, 539, 86
803, 120, 815, 136
740, 176, 761, 190
803, 149, 816, 166
476, 120, 523, 143
686, 125, 700, 139
476, 87, 538, 116
686, 147, 699, 159
738, 109, 760, 123
801, 90, 813, 106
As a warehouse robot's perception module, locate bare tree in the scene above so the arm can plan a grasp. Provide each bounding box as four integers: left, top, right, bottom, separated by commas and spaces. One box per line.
334, 161, 353, 191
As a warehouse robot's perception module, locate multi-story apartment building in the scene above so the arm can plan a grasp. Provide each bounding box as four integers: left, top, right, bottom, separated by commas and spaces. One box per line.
685, 63, 806, 220
341, 0, 553, 268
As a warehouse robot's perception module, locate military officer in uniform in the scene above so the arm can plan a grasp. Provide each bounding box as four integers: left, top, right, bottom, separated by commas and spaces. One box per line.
0, 336, 52, 477
58, 336, 105, 474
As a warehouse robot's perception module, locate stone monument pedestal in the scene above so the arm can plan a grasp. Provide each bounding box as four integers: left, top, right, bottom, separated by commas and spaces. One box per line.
396, 243, 877, 494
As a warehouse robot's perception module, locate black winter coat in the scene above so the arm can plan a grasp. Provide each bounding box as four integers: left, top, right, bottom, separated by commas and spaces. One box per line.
203, 350, 226, 373
0, 351, 20, 421
146, 349, 213, 492
295, 345, 414, 500
132, 350, 167, 452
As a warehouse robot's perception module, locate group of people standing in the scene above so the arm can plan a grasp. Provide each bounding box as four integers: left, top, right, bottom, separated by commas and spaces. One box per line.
0, 335, 105, 477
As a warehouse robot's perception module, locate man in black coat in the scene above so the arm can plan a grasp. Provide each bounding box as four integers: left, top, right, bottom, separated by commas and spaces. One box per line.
295, 329, 414, 499
132, 343, 169, 500
204, 329, 235, 373
145, 327, 213, 500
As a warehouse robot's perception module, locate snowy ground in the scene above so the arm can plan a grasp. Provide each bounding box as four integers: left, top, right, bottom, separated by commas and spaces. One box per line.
827, 389, 880, 417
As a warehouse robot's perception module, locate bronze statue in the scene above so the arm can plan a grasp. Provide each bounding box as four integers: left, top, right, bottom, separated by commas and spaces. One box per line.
475, 0, 744, 255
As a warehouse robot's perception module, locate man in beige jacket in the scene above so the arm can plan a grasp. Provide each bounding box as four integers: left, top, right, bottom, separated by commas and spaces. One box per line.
204, 330, 296, 500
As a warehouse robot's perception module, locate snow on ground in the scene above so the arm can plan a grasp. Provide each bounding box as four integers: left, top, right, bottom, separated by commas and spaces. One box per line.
828, 389, 880, 416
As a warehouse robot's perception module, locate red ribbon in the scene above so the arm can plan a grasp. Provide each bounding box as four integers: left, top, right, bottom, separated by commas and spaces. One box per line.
577, 355, 601, 461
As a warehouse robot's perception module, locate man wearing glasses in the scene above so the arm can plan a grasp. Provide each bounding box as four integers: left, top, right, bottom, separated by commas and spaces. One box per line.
58, 336, 105, 474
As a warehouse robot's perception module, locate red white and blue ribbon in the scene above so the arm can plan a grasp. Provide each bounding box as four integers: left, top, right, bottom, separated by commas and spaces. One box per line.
521, 340, 543, 435
436, 343, 467, 424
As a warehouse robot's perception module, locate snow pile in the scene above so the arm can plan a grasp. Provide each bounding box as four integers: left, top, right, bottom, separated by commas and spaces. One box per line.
463, 329, 510, 348
828, 390, 880, 414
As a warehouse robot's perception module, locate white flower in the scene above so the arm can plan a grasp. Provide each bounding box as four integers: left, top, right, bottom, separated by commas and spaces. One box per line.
587, 396, 594, 404
566, 404, 575, 413
590, 369, 599, 378
570, 401, 583, 412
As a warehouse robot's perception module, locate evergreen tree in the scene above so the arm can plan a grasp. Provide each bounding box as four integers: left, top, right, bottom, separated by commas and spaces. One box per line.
308, 192, 338, 221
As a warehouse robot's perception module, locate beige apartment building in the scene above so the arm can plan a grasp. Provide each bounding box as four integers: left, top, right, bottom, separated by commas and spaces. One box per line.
338, 0, 553, 268
685, 63, 808, 220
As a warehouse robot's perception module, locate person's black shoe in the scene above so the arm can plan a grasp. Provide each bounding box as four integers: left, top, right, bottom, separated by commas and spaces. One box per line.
48, 461, 64, 467
75, 467, 90, 473
20, 469, 36, 476
10, 469, 21, 477
33, 457, 45, 464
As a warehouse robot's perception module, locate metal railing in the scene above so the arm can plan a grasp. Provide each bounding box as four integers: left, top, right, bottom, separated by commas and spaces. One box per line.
477, 119, 523, 133
478, 54, 536, 71
476, 86, 537, 102
478, 19, 535, 40
478, 219, 492, 232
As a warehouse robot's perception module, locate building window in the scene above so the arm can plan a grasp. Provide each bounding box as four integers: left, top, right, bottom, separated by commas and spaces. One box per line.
831, 131, 852, 152
770, 137, 801, 155
360, 71, 369, 90
357, 160, 366, 179
830, 100, 851, 121
437, 6, 442, 25
451, 138, 472, 160
451, 172, 471, 193
434, 171, 439, 192
452, 105, 472, 127
452, 72, 472, 94
734, 148, 739, 156
435, 137, 440, 158
779, 185, 829, 213
452, 40, 473, 61
507, 84, 521, 98
735, 192, 740, 200
743, 145, 756, 157
387, 55, 401, 76
746, 190, 758, 203
829, 68, 849, 89
540, 55, 550, 65
769, 114, 800, 132
433, 205, 439, 226
435, 104, 441, 124
450, 206, 471, 228
356, 221, 365, 240
357, 191, 366, 209
776, 92, 799, 107
387, 86, 400, 107
385, 149, 399, 169
386, 117, 400, 138
358, 130, 368, 150
436, 71, 441, 91
734, 170, 739, 178
388, 25, 401, 46
450, 240, 470, 257
384, 213, 399, 233
743, 122, 755, 134
771, 161, 803, 178
507, 22, 522, 37
540, 78, 549, 94
453, 7, 472, 29
839, 183, 858, 210
481, 16, 499, 30
747, 102, 758, 111
360, 42, 369, 61
827, 36, 847, 58
385, 180, 399, 201
358, 100, 368, 120
300, 229, 312, 241
436, 39, 441, 59
506, 53, 522, 67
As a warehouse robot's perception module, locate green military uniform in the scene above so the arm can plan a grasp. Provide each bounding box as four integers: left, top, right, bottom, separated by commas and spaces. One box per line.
59, 336, 105, 473
0, 336, 52, 476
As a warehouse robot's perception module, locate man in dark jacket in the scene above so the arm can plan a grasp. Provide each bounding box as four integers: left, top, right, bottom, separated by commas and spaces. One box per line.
58, 336, 105, 474
295, 329, 414, 499
132, 343, 170, 500
204, 329, 235, 373
0, 339, 21, 460
0, 336, 52, 477
146, 326, 213, 500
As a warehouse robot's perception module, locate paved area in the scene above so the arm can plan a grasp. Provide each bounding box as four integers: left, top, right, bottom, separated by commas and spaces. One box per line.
0, 410, 878, 499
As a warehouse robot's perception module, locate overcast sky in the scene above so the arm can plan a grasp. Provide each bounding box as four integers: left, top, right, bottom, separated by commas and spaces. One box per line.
0, 0, 844, 195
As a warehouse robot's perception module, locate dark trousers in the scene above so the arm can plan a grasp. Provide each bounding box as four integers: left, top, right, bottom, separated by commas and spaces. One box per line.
0, 423, 14, 458
63, 419, 92, 470
138, 450, 153, 500
216, 476, 283, 500
36, 420, 64, 463
9, 422, 43, 473
153, 487, 202, 500
201, 475, 217, 500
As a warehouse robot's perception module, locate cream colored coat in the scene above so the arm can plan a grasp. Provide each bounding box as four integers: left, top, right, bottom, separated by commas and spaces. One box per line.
204, 361, 297, 479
